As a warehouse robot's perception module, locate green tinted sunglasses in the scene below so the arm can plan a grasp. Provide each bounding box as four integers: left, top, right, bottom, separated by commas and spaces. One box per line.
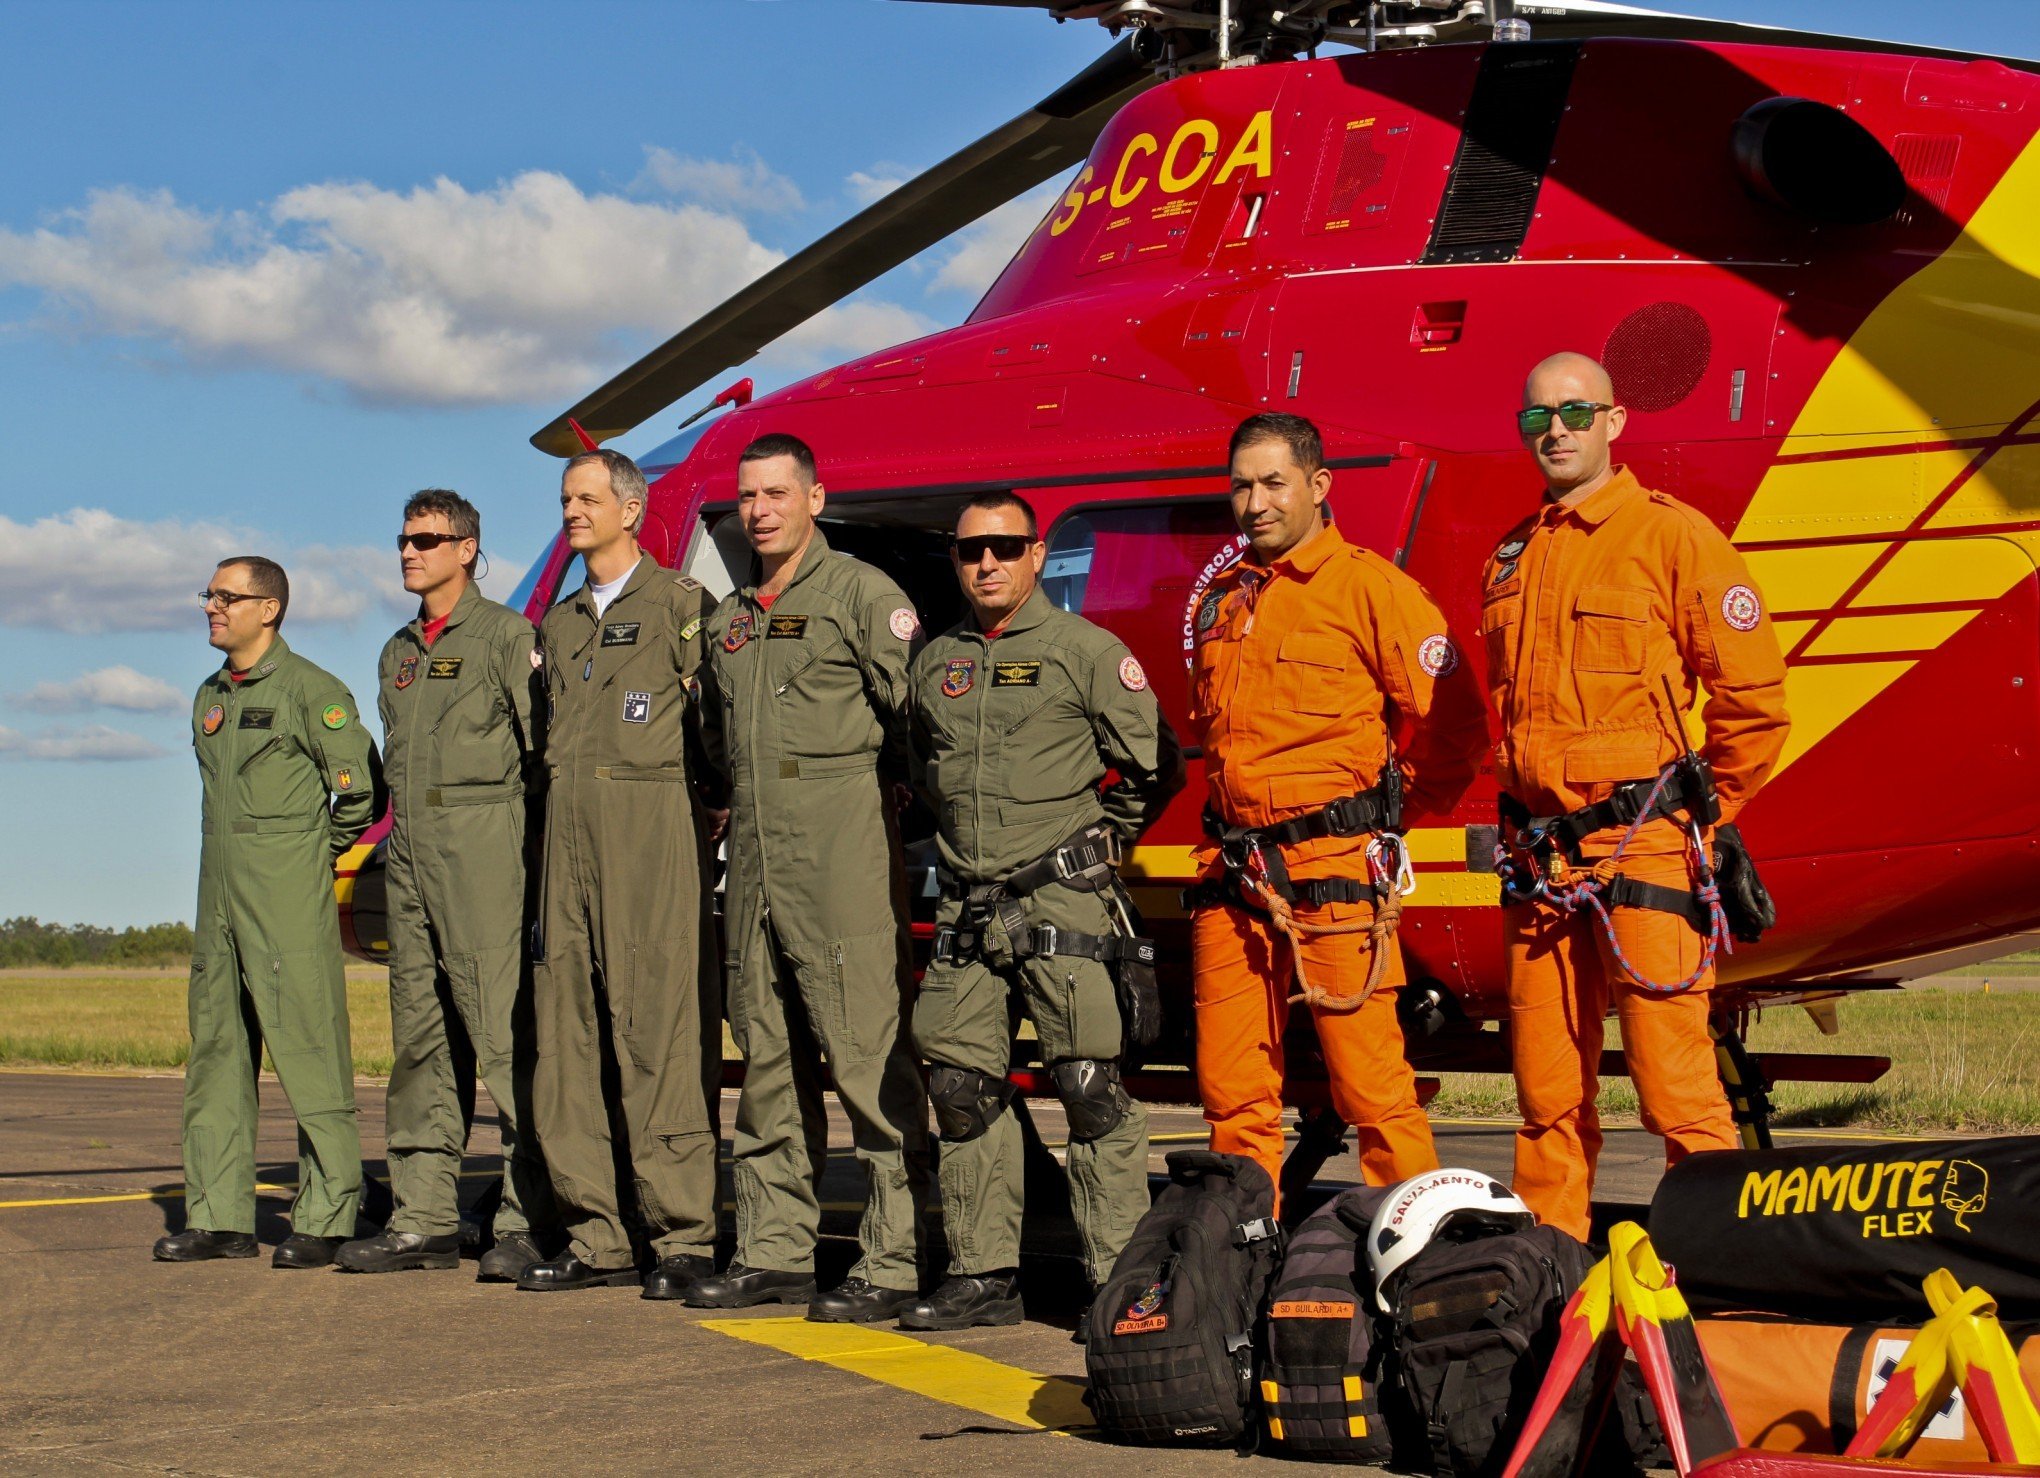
1518, 400, 1612, 435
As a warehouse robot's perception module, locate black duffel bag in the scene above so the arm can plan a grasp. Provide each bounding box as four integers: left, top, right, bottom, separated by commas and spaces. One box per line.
1652, 1136, 2040, 1319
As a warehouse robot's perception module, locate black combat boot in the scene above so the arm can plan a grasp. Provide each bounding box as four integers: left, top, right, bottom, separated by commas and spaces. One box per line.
272, 1233, 349, 1269
642, 1254, 715, 1301
898, 1272, 1023, 1331
334, 1229, 462, 1272
807, 1278, 920, 1324
476, 1230, 545, 1284
153, 1228, 258, 1262
682, 1263, 818, 1309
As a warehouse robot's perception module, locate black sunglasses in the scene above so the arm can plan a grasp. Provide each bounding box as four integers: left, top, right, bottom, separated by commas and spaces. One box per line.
397, 532, 467, 552
952, 534, 1035, 563
1517, 401, 1612, 436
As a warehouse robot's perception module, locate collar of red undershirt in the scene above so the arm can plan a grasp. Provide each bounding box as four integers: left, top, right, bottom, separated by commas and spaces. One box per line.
982, 617, 1012, 640
227, 668, 249, 684
756, 591, 779, 611
420, 612, 450, 648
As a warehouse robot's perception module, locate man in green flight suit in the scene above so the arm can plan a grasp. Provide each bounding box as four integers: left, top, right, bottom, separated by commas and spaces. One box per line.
156, 556, 380, 1269
686, 433, 931, 1324
336, 490, 554, 1280
901, 492, 1182, 1329
520, 448, 723, 1298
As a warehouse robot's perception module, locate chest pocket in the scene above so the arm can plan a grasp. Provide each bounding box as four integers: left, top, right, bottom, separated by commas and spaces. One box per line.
1278, 632, 1351, 717
1482, 596, 1522, 680
1572, 586, 1650, 673
994, 682, 1066, 803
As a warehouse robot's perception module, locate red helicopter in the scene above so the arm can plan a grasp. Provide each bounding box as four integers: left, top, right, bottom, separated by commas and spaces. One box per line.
339, 0, 2040, 1166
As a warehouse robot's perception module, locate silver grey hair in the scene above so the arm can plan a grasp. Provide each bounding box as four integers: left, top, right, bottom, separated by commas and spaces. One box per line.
565, 448, 649, 534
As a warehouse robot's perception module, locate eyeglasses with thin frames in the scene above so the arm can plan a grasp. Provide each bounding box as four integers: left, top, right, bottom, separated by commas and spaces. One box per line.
198, 590, 267, 611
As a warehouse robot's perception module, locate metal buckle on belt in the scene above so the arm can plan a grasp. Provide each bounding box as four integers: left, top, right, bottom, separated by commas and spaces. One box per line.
1322, 794, 1368, 837
1032, 924, 1059, 957
1053, 829, 1120, 881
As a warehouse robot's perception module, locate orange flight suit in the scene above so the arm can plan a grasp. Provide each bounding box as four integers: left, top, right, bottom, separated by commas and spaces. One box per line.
1190, 522, 1487, 1201
1482, 466, 1789, 1240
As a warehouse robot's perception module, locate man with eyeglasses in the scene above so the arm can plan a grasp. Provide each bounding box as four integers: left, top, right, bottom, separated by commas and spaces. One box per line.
156, 558, 380, 1268
333, 490, 555, 1280
686, 432, 931, 1324
1190, 413, 1486, 1209
1485, 352, 1789, 1240
519, 448, 723, 1296
900, 492, 1181, 1331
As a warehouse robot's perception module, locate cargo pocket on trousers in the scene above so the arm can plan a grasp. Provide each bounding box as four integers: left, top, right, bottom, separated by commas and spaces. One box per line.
618, 936, 690, 1076
835, 928, 906, 1062
269, 949, 353, 1114
1604, 898, 1706, 995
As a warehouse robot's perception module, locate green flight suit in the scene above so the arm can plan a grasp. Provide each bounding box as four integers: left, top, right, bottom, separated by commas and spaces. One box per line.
377, 582, 552, 1239
186, 636, 379, 1237
908, 588, 1183, 1282
701, 532, 930, 1291
535, 554, 720, 1269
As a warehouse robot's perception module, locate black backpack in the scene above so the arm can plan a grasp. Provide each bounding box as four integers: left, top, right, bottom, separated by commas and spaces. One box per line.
1261, 1184, 1396, 1464
1384, 1224, 1663, 1478
1084, 1150, 1283, 1447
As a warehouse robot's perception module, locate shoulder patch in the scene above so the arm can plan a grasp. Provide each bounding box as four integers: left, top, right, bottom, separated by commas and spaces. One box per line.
1417, 634, 1460, 678
889, 607, 921, 642
1118, 654, 1148, 692
321, 704, 348, 730
1720, 584, 1762, 632
680, 616, 704, 642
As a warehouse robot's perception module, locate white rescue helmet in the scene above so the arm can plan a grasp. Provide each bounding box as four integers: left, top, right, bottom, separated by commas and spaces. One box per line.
1367, 1168, 1536, 1312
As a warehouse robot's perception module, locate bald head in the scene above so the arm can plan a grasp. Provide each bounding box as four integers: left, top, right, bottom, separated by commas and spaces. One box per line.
1519, 352, 1625, 500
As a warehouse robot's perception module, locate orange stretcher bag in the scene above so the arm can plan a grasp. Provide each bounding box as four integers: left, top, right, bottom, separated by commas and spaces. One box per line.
1696, 1316, 2040, 1461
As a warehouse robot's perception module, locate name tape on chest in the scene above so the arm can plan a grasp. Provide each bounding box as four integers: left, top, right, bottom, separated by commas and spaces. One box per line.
991, 660, 1042, 688
427, 658, 463, 680
601, 622, 640, 647
622, 690, 651, 724
240, 708, 276, 731
766, 613, 809, 640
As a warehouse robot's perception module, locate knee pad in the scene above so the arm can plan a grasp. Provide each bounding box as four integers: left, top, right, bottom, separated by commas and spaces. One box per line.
1050, 1058, 1130, 1142
927, 1063, 1014, 1143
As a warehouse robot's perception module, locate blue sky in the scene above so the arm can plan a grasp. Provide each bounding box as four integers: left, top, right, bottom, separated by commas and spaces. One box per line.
2, 0, 2033, 927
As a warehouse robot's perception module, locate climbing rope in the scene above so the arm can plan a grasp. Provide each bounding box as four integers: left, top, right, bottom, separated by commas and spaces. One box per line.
1237, 834, 1410, 1015
1495, 765, 1731, 996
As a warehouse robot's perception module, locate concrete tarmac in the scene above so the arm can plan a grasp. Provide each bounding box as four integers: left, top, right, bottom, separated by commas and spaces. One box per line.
0, 1069, 1881, 1475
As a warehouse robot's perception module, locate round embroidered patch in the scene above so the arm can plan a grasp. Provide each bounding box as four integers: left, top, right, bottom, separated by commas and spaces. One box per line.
889, 607, 920, 642
1119, 655, 1148, 692
1195, 588, 1224, 633
1417, 634, 1459, 679
1721, 584, 1762, 632
321, 704, 348, 730
201, 704, 224, 735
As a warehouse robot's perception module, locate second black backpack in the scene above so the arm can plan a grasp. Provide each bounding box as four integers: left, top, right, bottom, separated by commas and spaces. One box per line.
1084, 1150, 1283, 1447
1384, 1224, 1662, 1478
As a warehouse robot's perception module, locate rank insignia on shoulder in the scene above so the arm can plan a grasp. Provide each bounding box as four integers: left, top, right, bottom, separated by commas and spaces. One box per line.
321, 704, 347, 729
622, 690, 651, 724
991, 660, 1042, 687
427, 658, 463, 680
680, 616, 703, 642
889, 607, 920, 642
941, 658, 975, 698
601, 622, 640, 647
334, 768, 353, 791
724, 612, 754, 653
242, 708, 276, 731
394, 657, 418, 689
767, 614, 809, 640
201, 704, 224, 735
1118, 655, 1148, 692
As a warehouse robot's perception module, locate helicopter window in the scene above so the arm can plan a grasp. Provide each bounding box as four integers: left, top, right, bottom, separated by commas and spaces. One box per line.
1043, 516, 1093, 613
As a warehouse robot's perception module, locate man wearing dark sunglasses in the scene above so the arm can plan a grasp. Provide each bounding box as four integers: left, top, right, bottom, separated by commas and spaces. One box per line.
687, 432, 931, 1323
156, 557, 381, 1269
900, 492, 1182, 1331
1485, 352, 1790, 1240
334, 490, 556, 1280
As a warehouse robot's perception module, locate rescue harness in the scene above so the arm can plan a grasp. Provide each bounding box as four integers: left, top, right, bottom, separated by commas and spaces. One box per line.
1188, 771, 1416, 1016
1494, 757, 1731, 996
932, 823, 1154, 973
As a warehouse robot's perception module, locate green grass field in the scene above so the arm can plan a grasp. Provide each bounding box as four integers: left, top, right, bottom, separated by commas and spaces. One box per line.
5, 970, 2039, 1135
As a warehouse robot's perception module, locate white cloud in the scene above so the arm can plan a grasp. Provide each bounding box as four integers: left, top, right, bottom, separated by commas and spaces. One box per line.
0, 509, 410, 635
928, 180, 1063, 298
12, 665, 186, 714
846, 169, 909, 207
638, 146, 805, 215
0, 172, 935, 406
0, 724, 167, 762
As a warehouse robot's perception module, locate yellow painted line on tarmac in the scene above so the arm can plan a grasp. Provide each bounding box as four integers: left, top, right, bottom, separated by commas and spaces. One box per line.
0, 1181, 297, 1210
702, 1316, 1091, 1433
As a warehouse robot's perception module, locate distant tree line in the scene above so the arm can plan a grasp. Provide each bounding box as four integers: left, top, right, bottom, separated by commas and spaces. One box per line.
0, 917, 194, 968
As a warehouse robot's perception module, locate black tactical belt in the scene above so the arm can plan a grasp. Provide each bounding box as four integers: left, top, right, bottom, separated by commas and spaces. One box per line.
1200, 782, 1397, 855
1181, 874, 1384, 914
940, 823, 1124, 902
1499, 868, 1711, 935
1199, 776, 1400, 910
931, 922, 1155, 968
1497, 774, 1700, 865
